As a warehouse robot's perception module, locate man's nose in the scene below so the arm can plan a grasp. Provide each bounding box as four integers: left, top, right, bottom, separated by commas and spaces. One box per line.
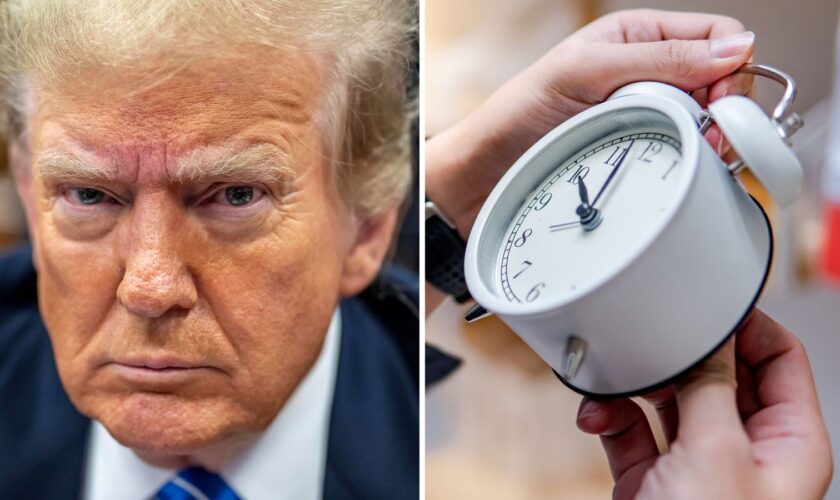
116, 196, 198, 318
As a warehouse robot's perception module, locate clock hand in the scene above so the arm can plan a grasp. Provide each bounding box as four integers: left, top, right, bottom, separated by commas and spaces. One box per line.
574, 177, 602, 231
552, 142, 634, 233
549, 221, 580, 232
592, 138, 636, 207
577, 175, 590, 205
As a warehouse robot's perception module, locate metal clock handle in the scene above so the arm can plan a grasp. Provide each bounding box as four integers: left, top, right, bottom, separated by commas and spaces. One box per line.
699, 64, 804, 175
700, 64, 803, 136
736, 64, 804, 142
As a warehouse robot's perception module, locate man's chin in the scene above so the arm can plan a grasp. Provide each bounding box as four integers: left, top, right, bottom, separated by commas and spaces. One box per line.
93, 392, 254, 456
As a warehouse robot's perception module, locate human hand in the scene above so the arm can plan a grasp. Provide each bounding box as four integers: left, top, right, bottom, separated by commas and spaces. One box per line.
576, 309, 832, 500
426, 9, 755, 238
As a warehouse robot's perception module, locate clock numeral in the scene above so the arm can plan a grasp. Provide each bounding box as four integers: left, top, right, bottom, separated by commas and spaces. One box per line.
566, 165, 590, 185
534, 192, 552, 210
513, 228, 533, 247
661, 160, 678, 180
638, 141, 663, 163
526, 282, 545, 302
604, 145, 629, 167
512, 260, 532, 279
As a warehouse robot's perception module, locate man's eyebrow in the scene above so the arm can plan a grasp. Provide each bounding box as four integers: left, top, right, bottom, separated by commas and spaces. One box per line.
174, 144, 293, 184
35, 151, 117, 182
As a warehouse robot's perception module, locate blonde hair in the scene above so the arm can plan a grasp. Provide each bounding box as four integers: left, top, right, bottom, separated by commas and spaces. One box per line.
0, 0, 416, 217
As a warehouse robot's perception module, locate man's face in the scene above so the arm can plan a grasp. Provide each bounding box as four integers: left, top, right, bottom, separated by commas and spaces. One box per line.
16, 52, 366, 455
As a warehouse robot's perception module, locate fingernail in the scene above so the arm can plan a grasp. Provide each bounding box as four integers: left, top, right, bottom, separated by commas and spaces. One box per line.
711, 31, 755, 59
577, 400, 602, 422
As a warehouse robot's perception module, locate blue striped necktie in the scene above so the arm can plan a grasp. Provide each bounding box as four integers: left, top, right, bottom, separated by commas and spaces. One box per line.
153, 467, 241, 500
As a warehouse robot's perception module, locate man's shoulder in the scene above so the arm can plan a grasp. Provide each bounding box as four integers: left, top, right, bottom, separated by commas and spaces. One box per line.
325, 264, 418, 500
0, 244, 42, 362
0, 245, 90, 499
343, 264, 419, 387
0, 244, 38, 311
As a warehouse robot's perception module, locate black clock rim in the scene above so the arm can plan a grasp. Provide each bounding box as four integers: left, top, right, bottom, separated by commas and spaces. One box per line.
552, 194, 774, 400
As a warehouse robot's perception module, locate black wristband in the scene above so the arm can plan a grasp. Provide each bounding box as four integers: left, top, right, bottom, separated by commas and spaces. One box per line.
425, 201, 471, 302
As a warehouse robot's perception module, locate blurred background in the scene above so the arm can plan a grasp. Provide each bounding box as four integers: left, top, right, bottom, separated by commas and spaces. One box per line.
425, 0, 840, 498
0, 138, 22, 246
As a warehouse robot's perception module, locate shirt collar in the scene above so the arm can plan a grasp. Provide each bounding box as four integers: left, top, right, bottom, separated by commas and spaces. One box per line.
83, 307, 342, 500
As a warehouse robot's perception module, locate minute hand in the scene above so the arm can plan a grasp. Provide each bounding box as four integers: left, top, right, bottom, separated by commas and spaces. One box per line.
592, 139, 635, 207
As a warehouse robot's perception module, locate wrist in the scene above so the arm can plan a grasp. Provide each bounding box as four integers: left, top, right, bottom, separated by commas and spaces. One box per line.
425, 118, 490, 240
425, 199, 472, 303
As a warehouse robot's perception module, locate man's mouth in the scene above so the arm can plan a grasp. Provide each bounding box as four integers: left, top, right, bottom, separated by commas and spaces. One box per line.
117, 357, 202, 370
106, 357, 215, 386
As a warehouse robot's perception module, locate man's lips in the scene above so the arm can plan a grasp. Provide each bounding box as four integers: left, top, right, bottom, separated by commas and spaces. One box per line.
116, 357, 203, 370
104, 357, 219, 386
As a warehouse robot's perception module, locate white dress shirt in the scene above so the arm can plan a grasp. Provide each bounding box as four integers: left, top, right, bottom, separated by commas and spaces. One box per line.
83, 308, 342, 500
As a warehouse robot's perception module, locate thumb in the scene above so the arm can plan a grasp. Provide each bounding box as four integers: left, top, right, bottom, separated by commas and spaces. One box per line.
675, 338, 745, 442
586, 31, 754, 97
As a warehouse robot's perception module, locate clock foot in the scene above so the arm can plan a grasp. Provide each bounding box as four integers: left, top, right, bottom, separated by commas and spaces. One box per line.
562, 336, 587, 381
464, 303, 492, 323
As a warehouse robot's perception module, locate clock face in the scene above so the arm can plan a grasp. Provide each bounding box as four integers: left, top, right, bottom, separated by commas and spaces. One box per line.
496, 129, 683, 305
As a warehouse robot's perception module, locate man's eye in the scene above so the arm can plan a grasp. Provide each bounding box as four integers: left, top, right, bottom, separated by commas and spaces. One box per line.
214, 185, 263, 207
225, 186, 253, 206
71, 188, 107, 205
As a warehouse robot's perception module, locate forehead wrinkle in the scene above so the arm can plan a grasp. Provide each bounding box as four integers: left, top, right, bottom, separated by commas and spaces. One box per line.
247, 98, 311, 125
173, 144, 293, 184
35, 150, 118, 183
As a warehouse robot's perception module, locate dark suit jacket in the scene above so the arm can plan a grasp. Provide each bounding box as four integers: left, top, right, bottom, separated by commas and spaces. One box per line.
0, 245, 419, 499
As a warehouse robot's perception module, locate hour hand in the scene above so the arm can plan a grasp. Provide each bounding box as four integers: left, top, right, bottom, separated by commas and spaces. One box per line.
574, 178, 602, 231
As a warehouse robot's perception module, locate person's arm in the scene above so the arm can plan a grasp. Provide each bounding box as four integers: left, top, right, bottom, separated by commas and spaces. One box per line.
425, 10, 755, 312
575, 309, 832, 499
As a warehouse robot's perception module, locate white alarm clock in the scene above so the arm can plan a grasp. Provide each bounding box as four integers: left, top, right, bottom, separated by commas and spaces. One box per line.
463, 64, 804, 397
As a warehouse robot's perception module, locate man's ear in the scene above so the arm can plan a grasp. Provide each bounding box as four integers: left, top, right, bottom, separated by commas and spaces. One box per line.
339, 205, 400, 297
